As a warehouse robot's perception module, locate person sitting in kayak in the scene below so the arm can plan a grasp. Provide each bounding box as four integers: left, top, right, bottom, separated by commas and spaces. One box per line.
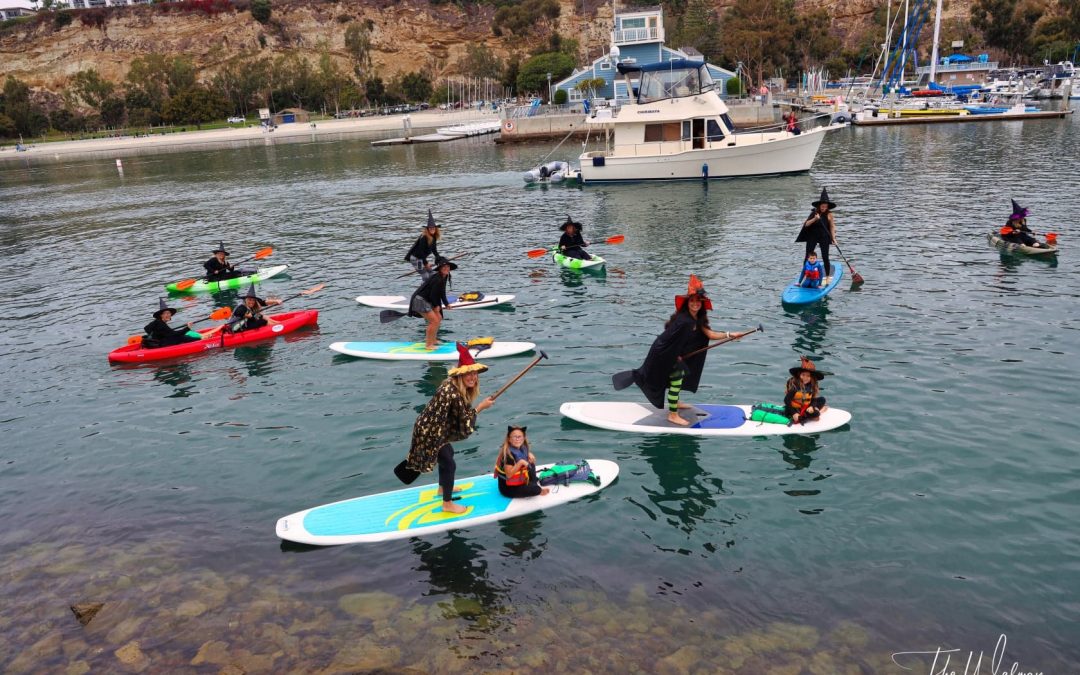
630, 275, 749, 426
203, 242, 243, 283
999, 200, 1048, 248
409, 256, 455, 350
558, 216, 591, 260
404, 210, 441, 280
229, 285, 281, 332
143, 299, 200, 348
493, 425, 550, 499
798, 251, 825, 288
784, 356, 829, 424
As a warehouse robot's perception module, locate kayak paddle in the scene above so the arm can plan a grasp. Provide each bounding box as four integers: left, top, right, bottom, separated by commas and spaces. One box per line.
379, 296, 502, 323
527, 234, 625, 258
272, 282, 326, 306
394, 349, 549, 485
172, 247, 275, 291
395, 251, 472, 279
126, 306, 233, 344
611, 324, 764, 391
831, 240, 863, 285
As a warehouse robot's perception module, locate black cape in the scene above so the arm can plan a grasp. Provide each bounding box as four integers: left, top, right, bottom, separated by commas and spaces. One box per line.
632, 312, 709, 409
404, 234, 439, 263
408, 272, 449, 317
795, 212, 831, 244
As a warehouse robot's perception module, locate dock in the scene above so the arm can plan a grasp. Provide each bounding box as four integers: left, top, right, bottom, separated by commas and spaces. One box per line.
372, 119, 502, 146
852, 109, 1072, 126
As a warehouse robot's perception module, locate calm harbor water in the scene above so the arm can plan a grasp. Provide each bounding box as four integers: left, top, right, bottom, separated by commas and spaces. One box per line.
2, 110, 1079, 672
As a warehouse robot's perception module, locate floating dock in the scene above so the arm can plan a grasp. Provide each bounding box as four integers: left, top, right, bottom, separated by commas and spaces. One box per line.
852, 109, 1072, 126
372, 119, 502, 146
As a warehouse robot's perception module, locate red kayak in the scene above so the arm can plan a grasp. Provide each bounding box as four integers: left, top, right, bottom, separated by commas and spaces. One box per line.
107, 310, 319, 363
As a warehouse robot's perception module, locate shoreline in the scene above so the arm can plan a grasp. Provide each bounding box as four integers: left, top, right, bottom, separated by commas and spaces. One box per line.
0, 108, 499, 163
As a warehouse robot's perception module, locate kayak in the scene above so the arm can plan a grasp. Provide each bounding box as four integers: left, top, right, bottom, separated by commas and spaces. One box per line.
355, 294, 515, 310
328, 340, 535, 360
165, 265, 289, 294
107, 310, 318, 363
275, 459, 619, 545
781, 264, 844, 305
559, 401, 851, 437
553, 251, 605, 270
987, 232, 1058, 256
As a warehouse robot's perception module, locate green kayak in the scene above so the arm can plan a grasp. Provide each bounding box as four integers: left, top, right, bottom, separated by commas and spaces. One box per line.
553, 251, 605, 270
165, 265, 289, 294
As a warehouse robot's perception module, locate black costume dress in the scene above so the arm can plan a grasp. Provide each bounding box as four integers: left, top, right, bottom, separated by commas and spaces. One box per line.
631, 312, 709, 409
404, 235, 440, 270
795, 212, 832, 277
408, 272, 450, 317
143, 318, 199, 347
230, 303, 268, 332
204, 257, 240, 282
559, 231, 590, 260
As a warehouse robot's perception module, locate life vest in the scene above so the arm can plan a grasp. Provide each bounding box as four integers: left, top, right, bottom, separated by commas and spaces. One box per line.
1000, 224, 1016, 236
803, 263, 821, 280
494, 463, 529, 486
791, 388, 815, 410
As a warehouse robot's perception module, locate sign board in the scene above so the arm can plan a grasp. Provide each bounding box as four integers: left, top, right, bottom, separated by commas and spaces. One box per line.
259, 108, 271, 120
951, 40, 964, 49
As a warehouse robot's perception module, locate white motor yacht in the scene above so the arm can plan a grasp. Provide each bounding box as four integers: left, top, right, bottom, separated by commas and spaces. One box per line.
578, 60, 843, 183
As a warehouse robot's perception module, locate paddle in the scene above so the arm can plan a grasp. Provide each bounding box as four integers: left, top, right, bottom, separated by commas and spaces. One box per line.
126, 306, 232, 344
379, 296, 501, 324
172, 247, 274, 291
527, 234, 625, 258
611, 324, 764, 391
394, 350, 549, 485
831, 240, 864, 285
395, 251, 472, 279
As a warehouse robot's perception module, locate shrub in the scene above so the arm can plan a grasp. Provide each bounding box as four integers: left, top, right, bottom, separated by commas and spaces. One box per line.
725, 77, 746, 96
553, 88, 567, 104
53, 11, 73, 28
251, 0, 271, 24
77, 8, 107, 29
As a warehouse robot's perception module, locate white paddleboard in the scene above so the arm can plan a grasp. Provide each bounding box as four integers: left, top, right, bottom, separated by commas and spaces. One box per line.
328, 340, 535, 360
356, 294, 515, 310
275, 459, 619, 545
560, 401, 851, 436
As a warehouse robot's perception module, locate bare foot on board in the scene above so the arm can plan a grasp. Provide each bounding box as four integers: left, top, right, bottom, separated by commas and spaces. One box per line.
441, 501, 467, 514
667, 412, 690, 426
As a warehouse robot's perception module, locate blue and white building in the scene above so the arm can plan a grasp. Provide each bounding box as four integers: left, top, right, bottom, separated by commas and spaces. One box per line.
554, 6, 735, 104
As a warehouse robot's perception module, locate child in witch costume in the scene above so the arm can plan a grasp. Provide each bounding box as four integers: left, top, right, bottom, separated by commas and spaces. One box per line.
999, 199, 1049, 248
229, 284, 282, 332
557, 216, 591, 260
797, 188, 837, 285
798, 251, 825, 288
394, 343, 495, 514
409, 255, 455, 350
203, 242, 242, 283
784, 356, 829, 424
404, 210, 442, 280
143, 299, 200, 348
631, 275, 748, 426
493, 425, 550, 499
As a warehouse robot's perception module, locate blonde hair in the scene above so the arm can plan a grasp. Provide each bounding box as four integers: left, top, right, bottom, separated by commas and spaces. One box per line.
423, 228, 441, 243
447, 374, 480, 405
785, 373, 819, 397
497, 427, 531, 467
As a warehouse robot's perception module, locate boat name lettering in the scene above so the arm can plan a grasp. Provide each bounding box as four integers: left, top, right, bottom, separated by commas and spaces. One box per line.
637, 109, 661, 114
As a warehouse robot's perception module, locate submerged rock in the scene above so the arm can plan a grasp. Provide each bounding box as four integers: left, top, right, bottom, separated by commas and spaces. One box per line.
70, 602, 104, 626
114, 640, 149, 672
337, 591, 401, 620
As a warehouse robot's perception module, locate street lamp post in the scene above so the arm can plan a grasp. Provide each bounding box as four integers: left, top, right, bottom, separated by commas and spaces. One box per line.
547, 72, 553, 103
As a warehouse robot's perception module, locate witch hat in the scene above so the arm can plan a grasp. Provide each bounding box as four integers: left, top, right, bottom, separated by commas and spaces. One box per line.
212, 241, 229, 255
811, 188, 836, 210
243, 284, 265, 305
674, 274, 713, 311
426, 209, 439, 229
447, 342, 489, 377
1010, 199, 1029, 219
153, 297, 177, 320
559, 215, 582, 231
789, 355, 825, 380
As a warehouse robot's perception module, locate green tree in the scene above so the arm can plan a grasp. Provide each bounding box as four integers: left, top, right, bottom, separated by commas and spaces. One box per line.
1, 76, 49, 137
719, 0, 797, 90
552, 88, 568, 104
971, 0, 1037, 60
459, 43, 503, 80
675, 0, 721, 63
99, 96, 126, 128
344, 20, 373, 79
0, 113, 17, 138
70, 68, 115, 109
516, 52, 575, 98
791, 8, 840, 73
399, 71, 432, 103
493, 0, 559, 37
364, 76, 386, 105
251, 0, 271, 25
574, 77, 607, 100
316, 50, 355, 114
163, 85, 230, 125
502, 53, 522, 94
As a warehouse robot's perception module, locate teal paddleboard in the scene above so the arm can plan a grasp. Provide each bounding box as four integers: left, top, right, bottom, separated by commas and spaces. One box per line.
781, 264, 843, 305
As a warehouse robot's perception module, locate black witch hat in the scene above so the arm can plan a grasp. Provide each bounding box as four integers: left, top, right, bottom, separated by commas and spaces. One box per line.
153, 297, 178, 320
811, 188, 836, 210
559, 215, 582, 231
243, 284, 265, 305
426, 209, 440, 229
212, 241, 229, 255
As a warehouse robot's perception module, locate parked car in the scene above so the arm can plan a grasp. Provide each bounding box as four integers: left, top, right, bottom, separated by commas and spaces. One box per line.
227, 116, 245, 124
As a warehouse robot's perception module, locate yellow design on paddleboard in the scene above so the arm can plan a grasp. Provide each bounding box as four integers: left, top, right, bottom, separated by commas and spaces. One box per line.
388, 343, 447, 354
384, 481, 482, 530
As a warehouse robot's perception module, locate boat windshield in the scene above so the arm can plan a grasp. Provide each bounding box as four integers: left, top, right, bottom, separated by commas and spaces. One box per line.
637, 65, 714, 103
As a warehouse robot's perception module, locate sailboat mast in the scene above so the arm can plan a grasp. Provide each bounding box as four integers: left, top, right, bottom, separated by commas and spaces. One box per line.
928, 0, 943, 85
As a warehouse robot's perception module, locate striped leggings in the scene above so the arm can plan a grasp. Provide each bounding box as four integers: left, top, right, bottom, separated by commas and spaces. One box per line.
667, 369, 684, 413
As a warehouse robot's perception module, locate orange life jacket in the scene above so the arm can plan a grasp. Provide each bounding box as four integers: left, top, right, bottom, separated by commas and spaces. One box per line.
791, 389, 815, 410
494, 463, 529, 486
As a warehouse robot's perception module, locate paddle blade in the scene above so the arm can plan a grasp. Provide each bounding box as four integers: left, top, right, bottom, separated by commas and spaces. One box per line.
605, 235, 625, 245
852, 271, 865, 285
394, 460, 421, 485
300, 283, 326, 296
209, 306, 232, 320
611, 369, 636, 391
174, 279, 196, 291
253, 247, 274, 260
526, 248, 549, 258
127, 334, 143, 345
380, 309, 406, 323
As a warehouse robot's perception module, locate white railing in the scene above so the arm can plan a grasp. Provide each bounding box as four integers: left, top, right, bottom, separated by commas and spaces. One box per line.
613, 28, 663, 44
916, 61, 998, 75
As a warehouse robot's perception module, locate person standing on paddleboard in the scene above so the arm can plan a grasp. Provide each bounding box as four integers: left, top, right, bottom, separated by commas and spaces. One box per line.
143, 298, 200, 348
404, 210, 441, 280
494, 425, 550, 499
409, 256, 455, 350
631, 275, 749, 427
229, 284, 281, 332
395, 343, 495, 514
784, 356, 829, 424
797, 189, 837, 285
558, 216, 591, 260
204, 242, 242, 283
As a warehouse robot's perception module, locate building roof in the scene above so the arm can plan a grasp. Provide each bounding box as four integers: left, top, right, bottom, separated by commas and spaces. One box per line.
0, 0, 36, 10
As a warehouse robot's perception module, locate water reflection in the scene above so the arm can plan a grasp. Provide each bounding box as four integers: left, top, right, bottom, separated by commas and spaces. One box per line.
498, 511, 547, 560
152, 362, 195, 397
232, 343, 275, 376
417, 364, 449, 399
997, 249, 1058, 272
788, 301, 830, 357
412, 533, 506, 623
636, 434, 723, 535
558, 266, 606, 288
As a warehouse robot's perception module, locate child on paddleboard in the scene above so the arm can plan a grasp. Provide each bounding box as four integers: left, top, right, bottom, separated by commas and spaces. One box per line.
784, 356, 828, 424
395, 343, 495, 514
404, 210, 441, 280
493, 425, 550, 499
798, 251, 825, 288
558, 216, 591, 260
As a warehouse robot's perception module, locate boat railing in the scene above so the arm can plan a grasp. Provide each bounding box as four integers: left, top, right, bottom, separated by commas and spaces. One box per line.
504, 103, 586, 119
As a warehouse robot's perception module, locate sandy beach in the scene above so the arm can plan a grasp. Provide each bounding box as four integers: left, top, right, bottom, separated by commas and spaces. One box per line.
0, 108, 498, 162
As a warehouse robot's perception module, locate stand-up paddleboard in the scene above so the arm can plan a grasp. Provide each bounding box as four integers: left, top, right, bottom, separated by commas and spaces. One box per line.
329, 340, 535, 360
166, 265, 289, 294
560, 401, 851, 436
781, 264, 843, 305
553, 251, 606, 270
987, 232, 1058, 256
275, 459, 619, 545
356, 294, 515, 310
